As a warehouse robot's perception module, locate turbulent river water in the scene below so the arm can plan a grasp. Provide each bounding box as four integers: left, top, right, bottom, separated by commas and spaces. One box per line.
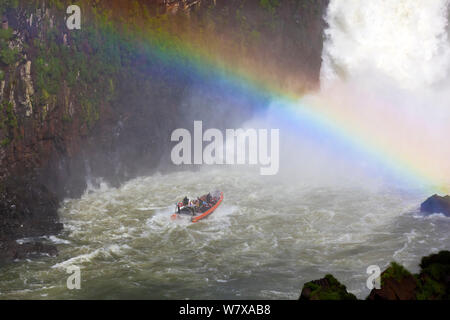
0, 168, 449, 299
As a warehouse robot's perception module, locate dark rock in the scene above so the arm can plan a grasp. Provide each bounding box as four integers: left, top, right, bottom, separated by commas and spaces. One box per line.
367, 262, 417, 300
0, 174, 63, 264
0, 174, 63, 240
299, 274, 357, 300
420, 194, 450, 217
0, 241, 57, 263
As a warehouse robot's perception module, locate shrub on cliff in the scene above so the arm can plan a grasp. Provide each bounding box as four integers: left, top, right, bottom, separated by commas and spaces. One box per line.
299, 274, 357, 300
0, 28, 18, 66
367, 251, 450, 300
416, 251, 450, 300
0, 0, 18, 16
380, 262, 414, 286
367, 261, 418, 300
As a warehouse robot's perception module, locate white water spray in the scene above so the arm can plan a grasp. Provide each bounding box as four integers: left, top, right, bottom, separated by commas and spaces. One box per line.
321, 0, 450, 89
316, 0, 450, 190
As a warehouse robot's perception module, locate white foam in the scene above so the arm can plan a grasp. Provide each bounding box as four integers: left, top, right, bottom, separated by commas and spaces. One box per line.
45, 236, 71, 245
322, 0, 450, 89
51, 244, 126, 269
52, 250, 101, 269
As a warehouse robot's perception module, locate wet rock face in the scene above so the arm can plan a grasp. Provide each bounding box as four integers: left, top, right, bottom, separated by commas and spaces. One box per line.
368, 275, 417, 300
0, 241, 58, 263
420, 194, 450, 217
0, 175, 62, 264
160, 0, 205, 14
0, 175, 63, 238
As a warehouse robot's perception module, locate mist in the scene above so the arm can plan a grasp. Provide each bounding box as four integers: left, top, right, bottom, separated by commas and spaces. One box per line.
238, 0, 450, 193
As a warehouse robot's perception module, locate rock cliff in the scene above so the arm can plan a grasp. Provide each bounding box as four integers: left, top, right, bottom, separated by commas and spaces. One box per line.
0, 0, 330, 261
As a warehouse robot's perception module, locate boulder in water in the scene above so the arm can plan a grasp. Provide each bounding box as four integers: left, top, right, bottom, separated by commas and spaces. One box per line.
420, 194, 450, 217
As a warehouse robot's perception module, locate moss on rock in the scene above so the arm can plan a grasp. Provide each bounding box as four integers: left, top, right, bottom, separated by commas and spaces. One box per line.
381, 261, 414, 286
299, 274, 357, 300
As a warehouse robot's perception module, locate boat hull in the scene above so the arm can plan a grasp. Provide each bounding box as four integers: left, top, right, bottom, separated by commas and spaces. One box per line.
171, 192, 224, 223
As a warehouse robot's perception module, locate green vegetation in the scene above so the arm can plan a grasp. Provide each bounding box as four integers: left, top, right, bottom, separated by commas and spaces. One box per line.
416, 276, 446, 300
259, 0, 280, 14
0, 46, 19, 66
0, 28, 19, 66
1, 137, 10, 146
0, 0, 19, 16
81, 97, 99, 128
381, 262, 413, 286
301, 252, 450, 300
303, 274, 357, 300
0, 101, 17, 129
31, 1, 122, 124
420, 250, 450, 273
416, 251, 450, 300
1, 0, 322, 132
369, 252, 450, 300
0, 101, 17, 147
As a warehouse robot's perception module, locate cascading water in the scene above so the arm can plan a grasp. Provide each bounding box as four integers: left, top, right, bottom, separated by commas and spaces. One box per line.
1, 1, 450, 299
317, 0, 450, 190
321, 0, 450, 89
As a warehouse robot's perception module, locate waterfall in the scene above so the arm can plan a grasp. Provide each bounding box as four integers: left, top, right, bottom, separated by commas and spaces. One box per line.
321, 0, 450, 90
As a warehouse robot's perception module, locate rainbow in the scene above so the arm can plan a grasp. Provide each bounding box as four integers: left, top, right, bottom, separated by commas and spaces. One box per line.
90, 4, 449, 194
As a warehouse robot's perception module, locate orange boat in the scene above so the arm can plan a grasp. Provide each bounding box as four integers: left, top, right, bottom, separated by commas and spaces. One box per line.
171, 191, 223, 223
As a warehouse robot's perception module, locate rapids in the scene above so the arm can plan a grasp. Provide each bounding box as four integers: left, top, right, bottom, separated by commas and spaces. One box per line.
0, 169, 448, 299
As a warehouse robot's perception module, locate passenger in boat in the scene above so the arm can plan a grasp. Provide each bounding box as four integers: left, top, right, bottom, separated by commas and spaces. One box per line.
183, 196, 189, 206
187, 200, 196, 214
192, 199, 199, 210
206, 193, 212, 203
